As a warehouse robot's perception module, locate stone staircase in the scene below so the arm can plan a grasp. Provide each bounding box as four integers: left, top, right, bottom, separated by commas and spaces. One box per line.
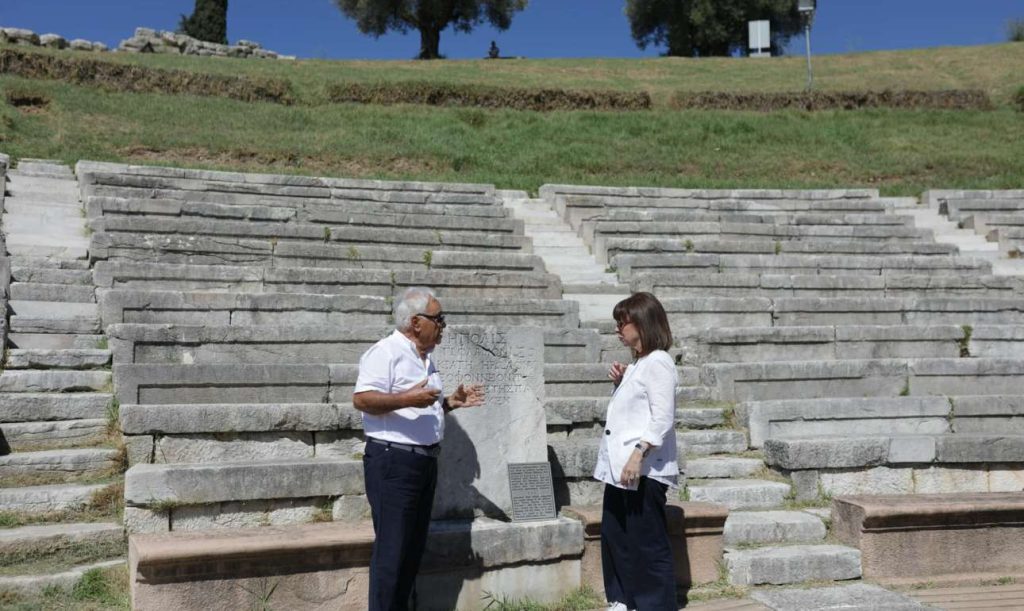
0, 160, 125, 596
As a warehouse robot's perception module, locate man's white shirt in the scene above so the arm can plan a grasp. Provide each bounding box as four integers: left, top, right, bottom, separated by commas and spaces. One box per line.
354, 330, 444, 446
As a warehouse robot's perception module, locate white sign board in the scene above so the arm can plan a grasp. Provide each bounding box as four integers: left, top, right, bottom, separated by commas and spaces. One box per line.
749, 20, 770, 53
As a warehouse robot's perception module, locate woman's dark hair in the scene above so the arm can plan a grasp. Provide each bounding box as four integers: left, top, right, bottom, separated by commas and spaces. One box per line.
612, 292, 673, 357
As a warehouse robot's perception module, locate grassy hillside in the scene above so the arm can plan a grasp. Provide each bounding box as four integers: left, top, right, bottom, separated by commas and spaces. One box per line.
1, 42, 1022, 194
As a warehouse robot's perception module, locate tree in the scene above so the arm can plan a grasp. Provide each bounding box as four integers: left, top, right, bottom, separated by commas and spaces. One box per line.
179, 0, 229, 45
625, 0, 802, 57
333, 0, 528, 60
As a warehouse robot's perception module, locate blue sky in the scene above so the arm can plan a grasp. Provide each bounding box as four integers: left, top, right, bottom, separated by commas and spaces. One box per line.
1, 1, 1020, 60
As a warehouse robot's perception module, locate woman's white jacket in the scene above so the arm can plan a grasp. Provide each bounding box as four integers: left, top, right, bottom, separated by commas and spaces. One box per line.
593, 350, 679, 490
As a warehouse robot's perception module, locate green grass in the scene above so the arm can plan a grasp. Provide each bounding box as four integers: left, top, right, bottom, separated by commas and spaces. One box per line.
1, 43, 1023, 195
0, 565, 130, 611
480, 586, 604, 610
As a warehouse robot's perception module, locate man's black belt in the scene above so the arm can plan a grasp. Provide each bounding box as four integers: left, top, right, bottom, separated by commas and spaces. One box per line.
368, 437, 442, 458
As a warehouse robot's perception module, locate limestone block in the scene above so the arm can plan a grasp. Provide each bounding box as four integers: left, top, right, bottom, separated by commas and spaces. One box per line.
725, 544, 861, 586
124, 507, 169, 534
764, 437, 889, 470
557, 479, 604, 507
686, 457, 763, 479
688, 480, 790, 510
819, 467, 913, 497
125, 435, 154, 466
751, 584, 929, 611
988, 466, 1024, 492
170, 498, 324, 531
912, 466, 988, 494
154, 432, 314, 464
724, 511, 825, 547
544, 397, 604, 426
120, 403, 353, 435
936, 434, 1024, 463
952, 395, 1024, 434
547, 436, 598, 479
332, 495, 371, 522
745, 396, 950, 448
314, 432, 364, 459
114, 363, 332, 405
887, 435, 937, 463
124, 459, 364, 506
790, 470, 821, 501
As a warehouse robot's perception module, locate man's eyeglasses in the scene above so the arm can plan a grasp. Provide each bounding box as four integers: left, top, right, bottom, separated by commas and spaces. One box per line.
416, 312, 446, 327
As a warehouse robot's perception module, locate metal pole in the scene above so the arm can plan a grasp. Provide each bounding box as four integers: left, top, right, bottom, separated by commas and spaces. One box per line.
804, 21, 813, 91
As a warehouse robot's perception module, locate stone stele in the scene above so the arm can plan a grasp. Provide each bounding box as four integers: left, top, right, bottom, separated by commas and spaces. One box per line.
431, 325, 547, 519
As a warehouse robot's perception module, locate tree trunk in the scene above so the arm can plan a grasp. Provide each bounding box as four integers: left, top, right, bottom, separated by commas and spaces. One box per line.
418, 26, 441, 59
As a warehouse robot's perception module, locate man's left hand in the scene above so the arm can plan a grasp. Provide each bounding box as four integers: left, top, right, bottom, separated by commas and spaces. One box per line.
448, 384, 485, 410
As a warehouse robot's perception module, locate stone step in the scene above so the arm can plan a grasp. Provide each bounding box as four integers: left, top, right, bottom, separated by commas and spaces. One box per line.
543, 363, 701, 397
0, 559, 125, 597
677, 407, 727, 429
752, 584, 928, 610
8, 315, 101, 335
8, 300, 98, 319
726, 544, 862, 586
10, 162, 75, 178
7, 333, 106, 350
704, 357, 1024, 402
3, 419, 108, 450
9, 283, 96, 303
0, 393, 113, 423
687, 479, 791, 510
4, 239, 90, 260
681, 430, 748, 456
0, 448, 122, 479
8, 257, 90, 271
5, 349, 112, 370
9, 267, 93, 285
0, 522, 125, 568
686, 456, 764, 479
0, 482, 110, 513
723, 510, 827, 546
0, 370, 111, 393
3, 214, 87, 234
124, 458, 364, 509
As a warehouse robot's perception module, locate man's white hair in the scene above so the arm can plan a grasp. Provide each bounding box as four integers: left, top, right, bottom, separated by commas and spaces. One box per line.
394, 287, 437, 331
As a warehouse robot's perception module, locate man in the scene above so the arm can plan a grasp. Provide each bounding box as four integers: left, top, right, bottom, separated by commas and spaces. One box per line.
353, 287, 485, 611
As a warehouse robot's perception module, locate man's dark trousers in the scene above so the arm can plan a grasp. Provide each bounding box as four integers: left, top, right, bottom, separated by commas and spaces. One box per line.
363, 440, 438, 611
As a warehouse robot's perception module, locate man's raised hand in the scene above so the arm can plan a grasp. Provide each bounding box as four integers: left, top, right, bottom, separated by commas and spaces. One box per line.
448, 383, 485, 410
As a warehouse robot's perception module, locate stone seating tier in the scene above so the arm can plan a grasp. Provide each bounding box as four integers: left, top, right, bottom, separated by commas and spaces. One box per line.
89, 203, 523, 234
739, 395, 1024, 448
77, 160, 497, 199
589, 219, 932, 245
704, 357, 1024, 401
106, 324, 600, 365
93, 261, 562, 298
90, 217, 531, 251
90, 233, 544, 270
633, 272, 1024, 298
962, 213, 1024, 232
939, 198, 1024, 223
599, 238, 954, 264
832, 492, 1024, 581
613, 253, 992, 277
86, 195, 512, 221
765, 435, 1024, 500
97, 290, 580, 329
579, 211, 915, 245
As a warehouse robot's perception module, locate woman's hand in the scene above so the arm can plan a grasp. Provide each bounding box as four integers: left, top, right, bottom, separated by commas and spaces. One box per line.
619, 449, 643, 487
608, 361, 627, 386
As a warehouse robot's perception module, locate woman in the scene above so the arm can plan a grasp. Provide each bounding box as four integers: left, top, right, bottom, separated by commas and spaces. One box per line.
594, 292, 678, 611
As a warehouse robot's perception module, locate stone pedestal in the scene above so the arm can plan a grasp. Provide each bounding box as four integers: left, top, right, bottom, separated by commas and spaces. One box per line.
562, 500, 728, 595
833, 492, 1024, 580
